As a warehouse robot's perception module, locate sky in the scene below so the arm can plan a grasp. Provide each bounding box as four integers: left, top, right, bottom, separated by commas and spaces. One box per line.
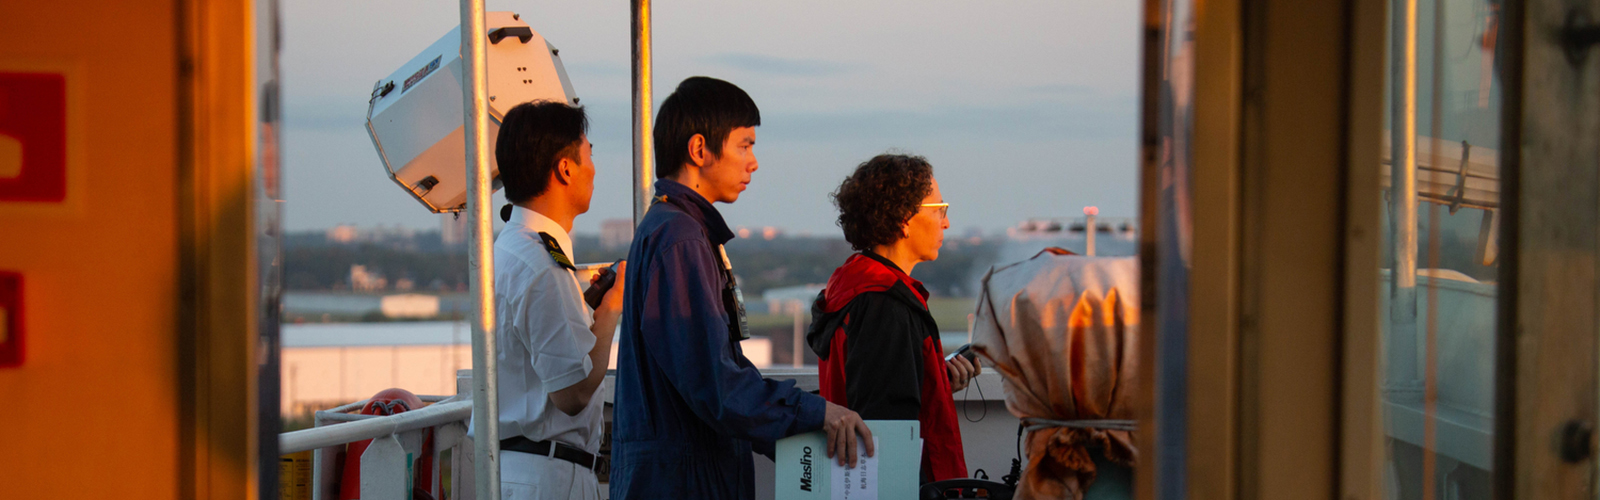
279, 0, 1142, 236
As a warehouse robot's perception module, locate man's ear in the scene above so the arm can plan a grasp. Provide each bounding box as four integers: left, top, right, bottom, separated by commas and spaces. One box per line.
552, 157, 575, 186
686, 134, 708, 168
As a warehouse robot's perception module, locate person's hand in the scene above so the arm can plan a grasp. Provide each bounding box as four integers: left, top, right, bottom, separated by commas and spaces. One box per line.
947, 354, 980, 393
597, 261, 626, 316
822, 402, 875, 468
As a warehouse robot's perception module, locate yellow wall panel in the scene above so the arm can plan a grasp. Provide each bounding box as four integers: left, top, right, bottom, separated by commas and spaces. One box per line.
0, 0, 180, 497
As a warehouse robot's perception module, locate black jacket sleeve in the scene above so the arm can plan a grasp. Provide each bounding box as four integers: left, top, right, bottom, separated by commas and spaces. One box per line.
842, 292, 924, 421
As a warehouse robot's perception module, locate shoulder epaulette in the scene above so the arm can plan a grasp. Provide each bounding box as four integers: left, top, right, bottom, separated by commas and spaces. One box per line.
537, 232, 576, 271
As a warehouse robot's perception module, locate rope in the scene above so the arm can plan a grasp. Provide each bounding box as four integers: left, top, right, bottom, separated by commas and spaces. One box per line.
1021, 418, 1136, 433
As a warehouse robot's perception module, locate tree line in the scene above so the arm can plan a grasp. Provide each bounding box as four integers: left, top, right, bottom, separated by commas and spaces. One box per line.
284, 231, 1000, 298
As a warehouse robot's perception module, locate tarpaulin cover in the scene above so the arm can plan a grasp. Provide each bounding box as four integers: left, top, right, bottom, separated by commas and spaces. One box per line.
972, 253, 1139, 500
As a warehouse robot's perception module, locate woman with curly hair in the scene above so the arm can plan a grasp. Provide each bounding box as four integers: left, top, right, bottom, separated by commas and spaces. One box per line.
806, 153, 979, 483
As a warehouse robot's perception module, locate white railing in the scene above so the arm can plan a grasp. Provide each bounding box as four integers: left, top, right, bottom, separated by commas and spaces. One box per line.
280, 369, 1019, 500
280, 373, 478, 500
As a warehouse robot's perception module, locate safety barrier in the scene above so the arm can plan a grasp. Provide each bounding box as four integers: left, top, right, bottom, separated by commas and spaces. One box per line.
279, 376, 477, 500
279, 368, 1017, 500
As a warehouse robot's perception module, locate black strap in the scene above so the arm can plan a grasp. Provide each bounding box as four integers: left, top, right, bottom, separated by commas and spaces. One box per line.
714, 244, 751, 341
537, 232, 576, 271
500, 436, 609, 473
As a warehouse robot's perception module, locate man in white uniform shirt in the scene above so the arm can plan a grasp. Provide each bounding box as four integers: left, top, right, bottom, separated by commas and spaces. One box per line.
472, 100, 625, 500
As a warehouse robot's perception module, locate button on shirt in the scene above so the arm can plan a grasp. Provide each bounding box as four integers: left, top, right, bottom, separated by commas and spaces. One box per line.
469, 206, 603, 453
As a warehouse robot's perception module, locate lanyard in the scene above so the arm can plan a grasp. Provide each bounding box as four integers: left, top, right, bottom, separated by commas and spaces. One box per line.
716, 244, 751, 341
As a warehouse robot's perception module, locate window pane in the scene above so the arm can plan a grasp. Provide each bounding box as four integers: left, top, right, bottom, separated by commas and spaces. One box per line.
1379, 0, 1502, 498
256, 1, 286, 498
1142, 0, 1196, 496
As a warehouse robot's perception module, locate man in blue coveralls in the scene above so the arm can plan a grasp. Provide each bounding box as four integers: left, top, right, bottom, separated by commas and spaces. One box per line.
609, 76, 875, 499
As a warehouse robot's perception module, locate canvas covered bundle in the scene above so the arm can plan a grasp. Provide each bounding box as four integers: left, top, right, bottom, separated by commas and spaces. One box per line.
972, 252, 1139, 500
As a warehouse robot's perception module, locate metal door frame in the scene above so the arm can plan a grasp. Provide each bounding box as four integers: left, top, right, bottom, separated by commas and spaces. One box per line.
1496, 0, 1600, 496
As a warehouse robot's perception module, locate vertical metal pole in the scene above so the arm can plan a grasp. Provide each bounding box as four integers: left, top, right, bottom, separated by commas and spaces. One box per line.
1085, 208, 1098, 256
459, 0, 500, 497
1420, 0, 1446, 497
1386, 0, 1420, 397
632, 0, 654, 227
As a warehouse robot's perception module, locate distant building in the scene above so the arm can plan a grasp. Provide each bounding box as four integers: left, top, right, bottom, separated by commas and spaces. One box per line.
733, 226, 783, 240
279, 322, 472, 414
441, 213, 467, 245
997, 216, 1139, 263
349, 265, 387, 292
380, 293, 440, 318
763, 284, 826, 315
326, 224, 358, 243
742, 337, 773, 368
600, 218, 634, 250
322, 223, 431, 251
279, 322, 778, 415
367, 224, 417, 241
1007, 216, 1137, 239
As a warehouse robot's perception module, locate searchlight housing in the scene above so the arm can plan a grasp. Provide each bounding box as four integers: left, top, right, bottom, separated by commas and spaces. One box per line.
365, 12, 577, 213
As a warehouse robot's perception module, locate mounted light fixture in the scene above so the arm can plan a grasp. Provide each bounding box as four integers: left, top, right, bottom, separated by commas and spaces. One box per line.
365, 11, 577, 213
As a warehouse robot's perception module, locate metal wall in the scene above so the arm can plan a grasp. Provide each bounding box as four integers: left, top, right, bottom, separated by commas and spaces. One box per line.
0, 0, 184, 496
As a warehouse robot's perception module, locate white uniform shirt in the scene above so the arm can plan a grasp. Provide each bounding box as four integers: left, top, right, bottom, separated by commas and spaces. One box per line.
469, 206, 604, 454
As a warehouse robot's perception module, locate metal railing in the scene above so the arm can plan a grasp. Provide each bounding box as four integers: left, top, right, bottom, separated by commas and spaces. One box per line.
280, 375, 479, 500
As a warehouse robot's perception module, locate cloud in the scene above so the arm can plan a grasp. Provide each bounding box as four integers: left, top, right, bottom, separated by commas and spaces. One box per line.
562, 61, 631, 79
760, 99, 1138, 144
283, 97, 368, 131
1018, 83, 1098, 96
278, 97, 1142, 234
699, 53, 866, 77
272, 0, 1144, 233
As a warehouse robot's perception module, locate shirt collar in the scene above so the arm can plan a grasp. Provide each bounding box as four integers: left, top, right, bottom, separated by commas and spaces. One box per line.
652, 179, 735, 245
507, 205, 575, 258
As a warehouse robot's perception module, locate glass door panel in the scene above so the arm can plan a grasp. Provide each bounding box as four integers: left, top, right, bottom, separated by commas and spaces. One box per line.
1378, 0, 1503, 498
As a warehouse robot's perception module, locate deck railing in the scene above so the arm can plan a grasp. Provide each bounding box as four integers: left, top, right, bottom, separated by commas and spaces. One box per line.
279, 375, 478, 500
279, 368, 1017, 500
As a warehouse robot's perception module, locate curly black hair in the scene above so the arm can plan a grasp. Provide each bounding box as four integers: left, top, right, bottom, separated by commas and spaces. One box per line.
832, 154, 934, 251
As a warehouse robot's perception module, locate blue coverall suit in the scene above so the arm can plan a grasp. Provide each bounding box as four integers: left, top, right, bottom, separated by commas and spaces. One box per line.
609, 179, 827, 499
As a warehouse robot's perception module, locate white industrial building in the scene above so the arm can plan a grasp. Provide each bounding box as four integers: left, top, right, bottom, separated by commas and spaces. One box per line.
281, 321, 771, 415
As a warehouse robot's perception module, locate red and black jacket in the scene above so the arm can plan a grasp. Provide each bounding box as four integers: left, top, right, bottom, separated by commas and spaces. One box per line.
807, 251, 968, 482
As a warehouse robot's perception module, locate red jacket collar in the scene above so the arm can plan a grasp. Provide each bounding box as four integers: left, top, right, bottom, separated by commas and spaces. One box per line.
821, 251, 929, 313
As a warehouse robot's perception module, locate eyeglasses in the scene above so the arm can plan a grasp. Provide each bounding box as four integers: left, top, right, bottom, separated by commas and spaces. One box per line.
920, 202, 950, 219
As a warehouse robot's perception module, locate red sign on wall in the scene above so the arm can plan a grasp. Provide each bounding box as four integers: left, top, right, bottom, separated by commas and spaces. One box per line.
0, 72, 67, 203
0, 272, 21, 368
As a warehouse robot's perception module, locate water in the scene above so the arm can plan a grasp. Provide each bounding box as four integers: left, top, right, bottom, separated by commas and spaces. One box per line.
282, 320, 469, 348
284, 291, 474, 317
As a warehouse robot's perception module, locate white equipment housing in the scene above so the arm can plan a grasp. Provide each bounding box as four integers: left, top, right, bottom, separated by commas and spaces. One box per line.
366, 12, 577, 213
